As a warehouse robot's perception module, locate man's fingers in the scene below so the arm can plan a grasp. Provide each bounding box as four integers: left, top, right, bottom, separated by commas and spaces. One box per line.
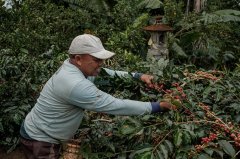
160, 101, 177, 111
141, 74, 154, 85
171, 104, 177, 110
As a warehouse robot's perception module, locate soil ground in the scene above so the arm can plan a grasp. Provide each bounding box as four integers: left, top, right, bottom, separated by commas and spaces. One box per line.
0, 145, 81, 159
0, 146, 26, 159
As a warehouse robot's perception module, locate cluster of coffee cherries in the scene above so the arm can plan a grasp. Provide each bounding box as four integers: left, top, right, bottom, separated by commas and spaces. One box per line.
147, 83, 164, 92
201, 133, 218, 144
171, 82, 187, 99
194, 144, 204, 152
199, 103, 210, 111
212, 119, 233, 134
211, 119, 240, 149
194, 133, 218, 152
230, 133, 240, 148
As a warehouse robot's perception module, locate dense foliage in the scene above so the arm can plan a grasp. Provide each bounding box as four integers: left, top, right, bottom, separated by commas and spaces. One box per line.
0, 0, 240, 158
75, 59, 240, 159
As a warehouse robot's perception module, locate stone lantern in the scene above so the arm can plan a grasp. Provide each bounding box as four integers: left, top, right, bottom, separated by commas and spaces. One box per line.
144, 16, 173, 59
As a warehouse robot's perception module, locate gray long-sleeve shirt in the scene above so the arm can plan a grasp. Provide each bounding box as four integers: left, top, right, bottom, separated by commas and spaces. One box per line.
23, 59, 155, 144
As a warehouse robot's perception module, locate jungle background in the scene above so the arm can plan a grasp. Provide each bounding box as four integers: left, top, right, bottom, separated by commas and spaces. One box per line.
0, 0, 240, 158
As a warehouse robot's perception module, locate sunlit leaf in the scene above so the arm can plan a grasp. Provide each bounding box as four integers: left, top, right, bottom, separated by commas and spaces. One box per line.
174, 129, 183, 147
160, 144, 168, 159
120, 125, 136, 135
164, 140, 173, 153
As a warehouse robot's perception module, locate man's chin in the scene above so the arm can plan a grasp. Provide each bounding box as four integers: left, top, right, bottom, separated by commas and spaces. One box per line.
91, 73, 99, 76
92, 70, 101, 76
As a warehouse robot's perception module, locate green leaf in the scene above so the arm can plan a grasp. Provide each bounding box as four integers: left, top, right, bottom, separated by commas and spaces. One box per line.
183, 131, 192, 144
141, 115, 154, 121
20, 48, 29, 54
212, 148, 224, 159
3, 106, 18, 113
13, 113, 22, 124
214, 9, 240, 16
117, 153, 126, 159
120, 125, 136, 135
165, 119, 173, 127
197, 153, 212, 159
218, 140, 236, 157
160, 144, 168, 159
203, 86, 212, 99
138, 0, 163, 9
174, 129, 183, 147
171, 42, 187, 57
156, 150, 164, 159
164, 140, 173, 153
108, 143, 115, 152
235, 115, 240, 122
204, 148, 214, 156
215, 87, 223, 102
129, 147, 152, 158
176, 153, 188, 159
139, 152, 152, 159
223, 52, 235, 62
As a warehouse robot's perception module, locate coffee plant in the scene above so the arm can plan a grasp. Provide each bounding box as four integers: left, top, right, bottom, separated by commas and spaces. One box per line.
1, 0, 240, 158
76, 59, 240, 159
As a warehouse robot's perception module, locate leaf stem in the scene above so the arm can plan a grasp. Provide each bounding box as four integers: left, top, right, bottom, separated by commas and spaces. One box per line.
152, 130, 173, 152
233, 150, 240, 158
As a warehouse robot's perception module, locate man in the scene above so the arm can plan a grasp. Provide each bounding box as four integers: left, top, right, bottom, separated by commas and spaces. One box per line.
20, 34, 175, 159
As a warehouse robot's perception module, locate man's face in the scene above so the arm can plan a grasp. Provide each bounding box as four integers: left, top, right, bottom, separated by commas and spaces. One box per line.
75, 54, 104, 77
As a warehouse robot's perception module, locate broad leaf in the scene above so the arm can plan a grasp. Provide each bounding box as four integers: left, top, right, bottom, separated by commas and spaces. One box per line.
212, 148, 224, 159
174, 130, 183, 147
155, 150, 164, 159
120, 125, 136, 135
160, 144, 168, 159
164, 140, 173, 153
171, 42, 187, 57
129, 147, 152, 158
218, 140, 236, 157
197, 153, 212, 159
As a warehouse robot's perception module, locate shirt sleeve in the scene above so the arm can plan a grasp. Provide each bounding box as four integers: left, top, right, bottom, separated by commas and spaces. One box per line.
151, 102, 163, 113
67, 79, 152, 116
102, 68, 143, 79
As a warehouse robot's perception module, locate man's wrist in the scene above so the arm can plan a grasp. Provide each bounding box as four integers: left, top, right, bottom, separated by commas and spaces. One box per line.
151, 102, 163, 113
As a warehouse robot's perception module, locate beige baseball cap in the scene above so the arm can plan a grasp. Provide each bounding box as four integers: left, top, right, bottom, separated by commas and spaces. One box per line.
68, 34, 115, 60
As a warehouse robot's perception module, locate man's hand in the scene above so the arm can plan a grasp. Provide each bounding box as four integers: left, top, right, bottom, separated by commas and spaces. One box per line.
140, 74, 154, 86
160, 101, 177, 111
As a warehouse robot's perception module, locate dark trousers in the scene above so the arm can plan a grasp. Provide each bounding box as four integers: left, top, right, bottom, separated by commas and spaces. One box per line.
20, 137, 61, 159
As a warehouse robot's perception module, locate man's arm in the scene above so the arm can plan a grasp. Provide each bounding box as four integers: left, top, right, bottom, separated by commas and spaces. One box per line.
102, 68, 154, 85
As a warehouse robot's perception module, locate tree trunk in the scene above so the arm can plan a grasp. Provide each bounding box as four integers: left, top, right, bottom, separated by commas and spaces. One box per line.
194, 0, 201, 13
185, 0, 190, 15
201, 0, 206, 11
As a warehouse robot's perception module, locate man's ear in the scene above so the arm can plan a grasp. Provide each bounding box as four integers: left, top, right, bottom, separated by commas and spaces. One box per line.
75, 55, 83, 66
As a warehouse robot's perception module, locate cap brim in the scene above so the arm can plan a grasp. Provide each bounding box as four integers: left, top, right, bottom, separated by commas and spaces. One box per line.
90, 50, 115, 60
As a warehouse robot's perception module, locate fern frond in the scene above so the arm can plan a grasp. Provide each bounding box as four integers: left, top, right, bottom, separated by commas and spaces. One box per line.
200, 9, 240, 24
171, 42, 187, 57
132, 13, 149, 28
63, 0, 111, 15
138, 0, 163, 9
214, 9, 240, 16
